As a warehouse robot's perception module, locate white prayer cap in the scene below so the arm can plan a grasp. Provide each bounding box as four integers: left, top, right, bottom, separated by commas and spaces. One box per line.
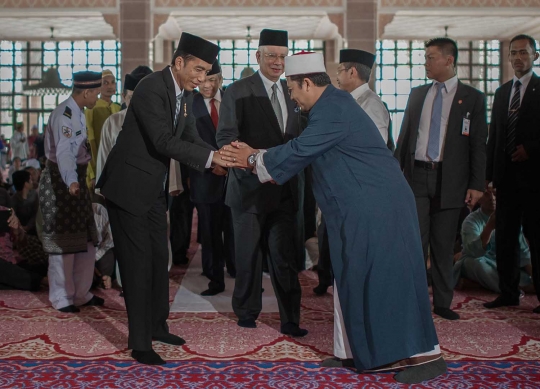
23, 158, 41, 170
285, 51, 326, 77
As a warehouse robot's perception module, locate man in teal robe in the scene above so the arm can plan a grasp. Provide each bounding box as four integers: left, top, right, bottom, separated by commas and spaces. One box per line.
218, 52, 446, 384
454, 188, 533, 293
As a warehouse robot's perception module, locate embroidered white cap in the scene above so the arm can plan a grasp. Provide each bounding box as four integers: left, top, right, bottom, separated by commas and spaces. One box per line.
284, 51, 326, 77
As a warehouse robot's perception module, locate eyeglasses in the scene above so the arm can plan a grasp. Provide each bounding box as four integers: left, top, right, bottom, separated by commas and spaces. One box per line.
264, 53, 287, 62
336, 67, 350, 75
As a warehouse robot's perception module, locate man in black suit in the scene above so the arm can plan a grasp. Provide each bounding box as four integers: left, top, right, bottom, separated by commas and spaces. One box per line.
97, 33, 227, 365
216, 29, 307, 336
395, 38, 487, 321
484, 34, 540, 312
190, 61, 235, 296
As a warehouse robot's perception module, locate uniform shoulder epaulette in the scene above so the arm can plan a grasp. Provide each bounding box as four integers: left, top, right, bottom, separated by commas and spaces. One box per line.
63, 106, 72, 119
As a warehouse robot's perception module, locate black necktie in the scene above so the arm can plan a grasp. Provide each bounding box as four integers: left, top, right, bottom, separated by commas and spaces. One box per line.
506, 80, 521, 155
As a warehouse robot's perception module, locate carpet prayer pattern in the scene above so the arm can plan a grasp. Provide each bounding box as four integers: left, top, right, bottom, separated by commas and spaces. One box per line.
1, 242, 540, 387
1, 361, 540, 388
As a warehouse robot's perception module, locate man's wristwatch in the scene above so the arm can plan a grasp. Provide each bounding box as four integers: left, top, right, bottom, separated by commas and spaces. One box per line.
247, 151, 259, 167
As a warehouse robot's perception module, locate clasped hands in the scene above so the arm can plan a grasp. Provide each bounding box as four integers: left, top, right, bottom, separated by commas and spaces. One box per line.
212, 141, 256, 169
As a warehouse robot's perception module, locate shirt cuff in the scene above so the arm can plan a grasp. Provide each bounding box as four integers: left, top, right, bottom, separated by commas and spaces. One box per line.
205, 151, 214, 169
253, 150, 273, 183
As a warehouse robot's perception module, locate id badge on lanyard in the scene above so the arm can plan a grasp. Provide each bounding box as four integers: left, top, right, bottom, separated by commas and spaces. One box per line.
462, 112, 471, 136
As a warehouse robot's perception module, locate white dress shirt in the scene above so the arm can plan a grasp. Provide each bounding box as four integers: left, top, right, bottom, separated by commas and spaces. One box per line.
96, 109, 126, 188
350, 83, 389, 143
204, 89, 221, 116
169, 67, 213, 168
415, 75, 459, 162
258, 71, 288, 133
509, 70, 533, 111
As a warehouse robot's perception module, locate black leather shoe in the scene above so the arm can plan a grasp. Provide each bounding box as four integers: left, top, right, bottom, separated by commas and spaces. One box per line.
281, 322, 308, 337
58, 305, 80, 313
483, 296, 519, 309
152, 333, 186, 346
83, 296, 104, 307
132, 350, 166, 365
237, 319, 257, 328
173, 256, 189, 266
201, 287, 225, 296
313, 284, 330, 296
433, 307, 460, 320
320, 357, 356, 368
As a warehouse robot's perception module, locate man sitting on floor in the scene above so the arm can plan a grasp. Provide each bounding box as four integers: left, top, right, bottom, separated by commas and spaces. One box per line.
454, 187, 534, 294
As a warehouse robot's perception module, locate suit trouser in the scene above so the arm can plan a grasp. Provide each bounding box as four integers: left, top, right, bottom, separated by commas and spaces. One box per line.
496, 179, 540, 302
107, 194, 170, 351
412, 166, 462, 309
169, 189, 194, 263
316, 216, 333, 287
48, 242, 95, 309
223, 206, 236, 276
196, 202, 226, 290
231, 197, 301, 325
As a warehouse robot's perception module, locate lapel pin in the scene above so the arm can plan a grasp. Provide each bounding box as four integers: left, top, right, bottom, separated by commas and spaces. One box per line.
458, 100, 462, 104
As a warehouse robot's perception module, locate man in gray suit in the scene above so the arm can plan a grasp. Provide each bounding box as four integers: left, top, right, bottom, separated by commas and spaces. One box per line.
216, 29, 307, 336
337, 49, 390, 144
395, 37, 488, 321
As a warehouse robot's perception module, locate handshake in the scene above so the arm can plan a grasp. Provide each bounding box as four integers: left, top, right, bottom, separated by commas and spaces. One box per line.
212, 141, 256, 170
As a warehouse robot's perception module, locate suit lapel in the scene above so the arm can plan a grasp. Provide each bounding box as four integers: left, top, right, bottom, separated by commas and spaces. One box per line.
281, 79, 296, 135
499, 80, 513, 129
250, 73, 283, 139
162, 66, 177, 129
519, 73, 540, 114
446, 81, 469, 139
193, 93, 215, 131
175, 92, 190, 135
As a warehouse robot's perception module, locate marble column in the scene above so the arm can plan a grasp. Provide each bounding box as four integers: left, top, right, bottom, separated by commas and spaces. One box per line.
346, 0, 378, 88
500, 40, 514, 84
346, 0, 378, 53
120, 0, 151, 76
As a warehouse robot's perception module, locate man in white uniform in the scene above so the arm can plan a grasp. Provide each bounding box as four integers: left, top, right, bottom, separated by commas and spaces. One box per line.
40, 71, 103, 313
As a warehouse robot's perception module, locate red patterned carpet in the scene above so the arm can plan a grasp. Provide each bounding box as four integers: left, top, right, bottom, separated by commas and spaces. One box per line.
1, 241, 540, 387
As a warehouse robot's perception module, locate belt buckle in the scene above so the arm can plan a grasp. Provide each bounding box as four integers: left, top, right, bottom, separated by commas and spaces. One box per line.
426, 161, 436, 170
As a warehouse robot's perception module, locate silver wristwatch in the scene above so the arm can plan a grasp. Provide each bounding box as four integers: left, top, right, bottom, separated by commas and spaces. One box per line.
247, 151, 259, 167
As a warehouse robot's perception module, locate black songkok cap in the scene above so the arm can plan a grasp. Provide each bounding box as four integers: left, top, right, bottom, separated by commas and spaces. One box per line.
174, 32, 220, 65
339, 49, 376, 69
124, 73, 145, 91
259, 29, 288, 47
131, 66, 153, 76
73, 71, 102, 89
207, 60, 221, 76
124, 66, 153, 91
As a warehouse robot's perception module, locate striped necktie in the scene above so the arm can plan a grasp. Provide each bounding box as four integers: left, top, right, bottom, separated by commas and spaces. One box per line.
506, 80, 521, 155
174, 93, 182, 127
271, 83, 284, 133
